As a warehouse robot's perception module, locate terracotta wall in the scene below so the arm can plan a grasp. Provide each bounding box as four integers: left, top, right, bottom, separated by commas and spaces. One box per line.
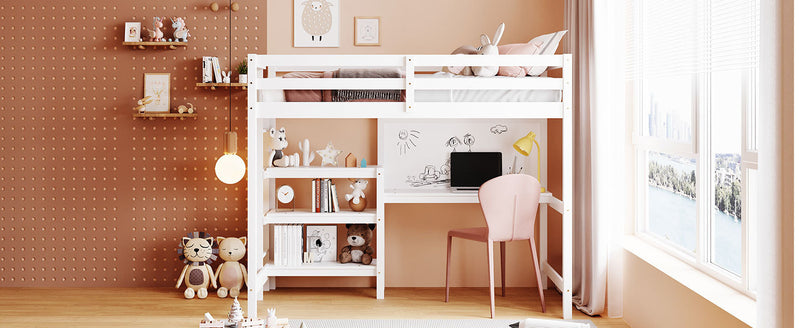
0, 0, 565, 288
0, 1, 262, 287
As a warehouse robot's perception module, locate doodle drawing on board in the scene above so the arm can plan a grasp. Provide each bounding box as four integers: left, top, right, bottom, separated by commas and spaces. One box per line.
463, 133, 475, 152
490, 124, 508, 135
406, 162, 450, 187
397, 129, 420, 156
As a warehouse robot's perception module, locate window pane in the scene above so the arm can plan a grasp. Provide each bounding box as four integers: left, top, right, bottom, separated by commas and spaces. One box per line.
647, 151, 697, 253
711, 70, 743, 276
642, 76, 693, 143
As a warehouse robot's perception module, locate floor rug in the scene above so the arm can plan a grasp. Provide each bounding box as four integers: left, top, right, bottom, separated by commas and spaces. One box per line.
288, 319, 597, 328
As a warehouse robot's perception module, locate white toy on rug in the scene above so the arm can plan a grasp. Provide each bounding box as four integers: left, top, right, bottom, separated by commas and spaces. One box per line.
472, 23, 505, 77
267, 127, 300, 167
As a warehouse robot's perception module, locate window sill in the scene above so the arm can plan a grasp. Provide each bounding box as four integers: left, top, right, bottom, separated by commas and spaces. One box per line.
622, 236, 755, 327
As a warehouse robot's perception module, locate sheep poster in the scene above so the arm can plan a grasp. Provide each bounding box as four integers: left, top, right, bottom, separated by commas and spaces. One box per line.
294, 0, 340, 47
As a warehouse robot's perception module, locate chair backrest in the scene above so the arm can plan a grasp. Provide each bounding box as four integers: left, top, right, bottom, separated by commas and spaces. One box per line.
478, 174, 541, 241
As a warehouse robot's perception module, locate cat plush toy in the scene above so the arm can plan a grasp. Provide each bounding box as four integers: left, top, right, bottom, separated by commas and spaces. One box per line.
176, 231, 219, 299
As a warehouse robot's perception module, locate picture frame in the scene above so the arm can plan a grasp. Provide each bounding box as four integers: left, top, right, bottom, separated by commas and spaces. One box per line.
306, 225, 337, 263
143, 73, 171, 112
293, 0, 340, 48
354, 16, 381, 46
124, 22, 142, 42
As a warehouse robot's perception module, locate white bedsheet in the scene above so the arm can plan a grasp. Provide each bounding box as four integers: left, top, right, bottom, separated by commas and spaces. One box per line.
415, 72, 562, 102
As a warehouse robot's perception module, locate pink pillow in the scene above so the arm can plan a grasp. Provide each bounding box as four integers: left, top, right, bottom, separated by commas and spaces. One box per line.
497, 43, 540, 77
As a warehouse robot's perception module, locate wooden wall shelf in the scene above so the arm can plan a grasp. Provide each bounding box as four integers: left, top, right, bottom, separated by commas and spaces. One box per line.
133, 113, 198, 120
123, 41, 188, 50
196, 82, 247, 90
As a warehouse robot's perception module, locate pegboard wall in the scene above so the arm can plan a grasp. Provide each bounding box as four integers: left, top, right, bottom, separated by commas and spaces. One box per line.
0, 1, 263, 287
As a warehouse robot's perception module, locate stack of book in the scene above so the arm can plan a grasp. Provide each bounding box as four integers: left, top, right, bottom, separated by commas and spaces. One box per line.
312, 178, 340, 213
273, 224, 304, 267
201, 56, 224, 83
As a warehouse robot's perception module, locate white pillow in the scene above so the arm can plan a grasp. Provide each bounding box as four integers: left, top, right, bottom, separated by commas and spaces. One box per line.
527, 30, 568, 76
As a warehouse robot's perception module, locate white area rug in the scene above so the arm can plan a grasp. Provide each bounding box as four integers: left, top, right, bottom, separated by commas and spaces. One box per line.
288, 319, 597, 328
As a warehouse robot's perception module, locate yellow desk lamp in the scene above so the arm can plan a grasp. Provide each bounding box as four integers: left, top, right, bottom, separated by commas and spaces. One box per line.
513, 132, 545, 192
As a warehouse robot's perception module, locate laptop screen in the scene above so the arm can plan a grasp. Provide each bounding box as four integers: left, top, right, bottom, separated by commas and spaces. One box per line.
449, 152, 502, 190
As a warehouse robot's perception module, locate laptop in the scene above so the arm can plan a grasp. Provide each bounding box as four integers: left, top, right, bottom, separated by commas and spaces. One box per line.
449, 152, 502, 191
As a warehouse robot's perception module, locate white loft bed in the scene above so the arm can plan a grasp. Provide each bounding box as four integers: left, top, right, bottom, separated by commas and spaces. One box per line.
245, 54, 574, 319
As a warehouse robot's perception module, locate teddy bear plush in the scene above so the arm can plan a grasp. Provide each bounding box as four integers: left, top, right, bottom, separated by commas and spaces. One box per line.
176, 232, 218, 299
214, 236, 248, 298
339, 224, 375, 265
267, 127, 300, 167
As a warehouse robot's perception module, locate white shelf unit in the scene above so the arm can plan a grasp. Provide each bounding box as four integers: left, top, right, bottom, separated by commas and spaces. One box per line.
246, 54, 573, 320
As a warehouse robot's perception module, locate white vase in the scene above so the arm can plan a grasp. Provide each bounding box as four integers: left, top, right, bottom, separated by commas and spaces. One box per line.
238, 74, 247, 83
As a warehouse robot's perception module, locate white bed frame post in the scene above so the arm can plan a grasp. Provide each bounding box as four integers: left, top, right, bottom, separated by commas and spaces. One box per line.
246, 54, 262, 319
561, 54, 574, 320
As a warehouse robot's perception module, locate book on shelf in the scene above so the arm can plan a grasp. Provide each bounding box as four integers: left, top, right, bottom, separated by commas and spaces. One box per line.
315, 178, 321, 213
330, 184, 340, 212
202, 56, 214, 83
273, 224, 281, 266
311, 179, 317, 213
306, 225, 337, 262
211, 56, 223, 83
321, 179, 329, 213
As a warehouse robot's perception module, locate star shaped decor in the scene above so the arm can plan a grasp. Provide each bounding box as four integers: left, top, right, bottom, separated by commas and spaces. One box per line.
315, 142, 343, 166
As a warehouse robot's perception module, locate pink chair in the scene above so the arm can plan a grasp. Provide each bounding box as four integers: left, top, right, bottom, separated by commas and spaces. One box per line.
445, 174, 546, 318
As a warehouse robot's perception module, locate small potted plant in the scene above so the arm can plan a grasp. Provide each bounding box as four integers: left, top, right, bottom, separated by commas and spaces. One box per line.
236, 59, 248, 84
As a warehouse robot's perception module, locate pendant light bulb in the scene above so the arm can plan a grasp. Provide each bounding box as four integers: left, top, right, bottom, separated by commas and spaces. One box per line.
215, 131, 246, 184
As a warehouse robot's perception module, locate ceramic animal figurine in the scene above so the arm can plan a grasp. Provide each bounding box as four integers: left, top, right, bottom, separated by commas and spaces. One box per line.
267, 127, 300, 167
177, 103, 195, 114
472, 23, 505, 77
150, 17, 165, 42
134, 96, 154, 112
345, 179, 368, 212
298, 139, 315, 166
176, 232, 218, 299
214, 237, 248, 298
171, 17, 190, 42
222, 71, 231, 83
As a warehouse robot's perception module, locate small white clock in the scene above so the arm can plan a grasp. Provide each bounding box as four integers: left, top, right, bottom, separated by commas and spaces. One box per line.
277, 185, 295, 204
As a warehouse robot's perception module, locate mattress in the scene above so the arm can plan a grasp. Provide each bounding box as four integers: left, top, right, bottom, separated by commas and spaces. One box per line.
415, 72, 562, 102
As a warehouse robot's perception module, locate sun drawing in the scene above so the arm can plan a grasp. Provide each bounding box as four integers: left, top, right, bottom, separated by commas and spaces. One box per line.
397, 129, 420, 156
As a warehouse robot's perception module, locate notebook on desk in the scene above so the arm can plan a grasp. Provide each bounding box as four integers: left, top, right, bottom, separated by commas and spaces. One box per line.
449, 152, 502, 191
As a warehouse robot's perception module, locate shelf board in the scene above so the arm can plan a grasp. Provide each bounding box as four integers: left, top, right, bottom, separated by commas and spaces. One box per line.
196, 82, 247, 90
123, 41, 188, 50
264, 209, 377, 224
133, 113, 198, 120
264, 165, 382, 179
261, 261, 377, 277
384, 189, 555, 204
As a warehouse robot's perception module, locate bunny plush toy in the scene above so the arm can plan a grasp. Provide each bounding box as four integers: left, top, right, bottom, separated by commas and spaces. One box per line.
472, 23, 505, 77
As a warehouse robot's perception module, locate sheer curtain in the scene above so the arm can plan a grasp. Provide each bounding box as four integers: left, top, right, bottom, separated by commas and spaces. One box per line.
564, 0, 626, 317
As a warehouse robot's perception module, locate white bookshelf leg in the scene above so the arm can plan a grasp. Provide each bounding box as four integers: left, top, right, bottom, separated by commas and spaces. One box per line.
561, 54, 574, 320
376, 169, 385, 299
539, 203, 548, 290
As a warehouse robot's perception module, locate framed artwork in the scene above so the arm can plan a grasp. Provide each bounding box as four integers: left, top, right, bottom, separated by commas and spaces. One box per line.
124, 22, 141, 42
294, 0, 340, 47
143, 73, 170, 112
306, 225, 337, 263
354, 16, 380, 46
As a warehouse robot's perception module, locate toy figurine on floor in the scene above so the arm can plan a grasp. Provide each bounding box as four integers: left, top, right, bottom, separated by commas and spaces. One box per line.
214, 237, 248, 298
176, 231, 218, 299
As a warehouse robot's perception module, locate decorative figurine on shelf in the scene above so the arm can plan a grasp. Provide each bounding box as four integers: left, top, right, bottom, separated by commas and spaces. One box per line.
298, 139, 315, 166
222, 71, 231, 83
315, 142, 342, 166
360, 158, 367, 168
339, 224, 375, 265
267, 127, 300, 167
344, 153, 356, 168
134, 96, 153, 113
176, 232, 218, 299
171, 16, 191, 42
149, 17, 165, 42
345, 179, 368, 212
214, 237, 248, 298
177, 103, 195, 114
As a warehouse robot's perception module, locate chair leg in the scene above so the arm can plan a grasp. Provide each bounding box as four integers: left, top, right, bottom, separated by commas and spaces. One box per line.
445, 235, 452, 302
500, 241, 506, 297
529, 239, 546, 313
487, 241, 495, 318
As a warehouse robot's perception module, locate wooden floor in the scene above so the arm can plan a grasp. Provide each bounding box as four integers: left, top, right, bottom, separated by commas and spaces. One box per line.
0, 287, 630, 328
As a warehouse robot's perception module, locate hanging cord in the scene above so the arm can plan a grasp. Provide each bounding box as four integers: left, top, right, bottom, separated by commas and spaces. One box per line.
228, 0, 233, 132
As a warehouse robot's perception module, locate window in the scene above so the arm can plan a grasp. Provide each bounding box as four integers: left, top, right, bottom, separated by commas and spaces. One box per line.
628, 0, 758, 296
